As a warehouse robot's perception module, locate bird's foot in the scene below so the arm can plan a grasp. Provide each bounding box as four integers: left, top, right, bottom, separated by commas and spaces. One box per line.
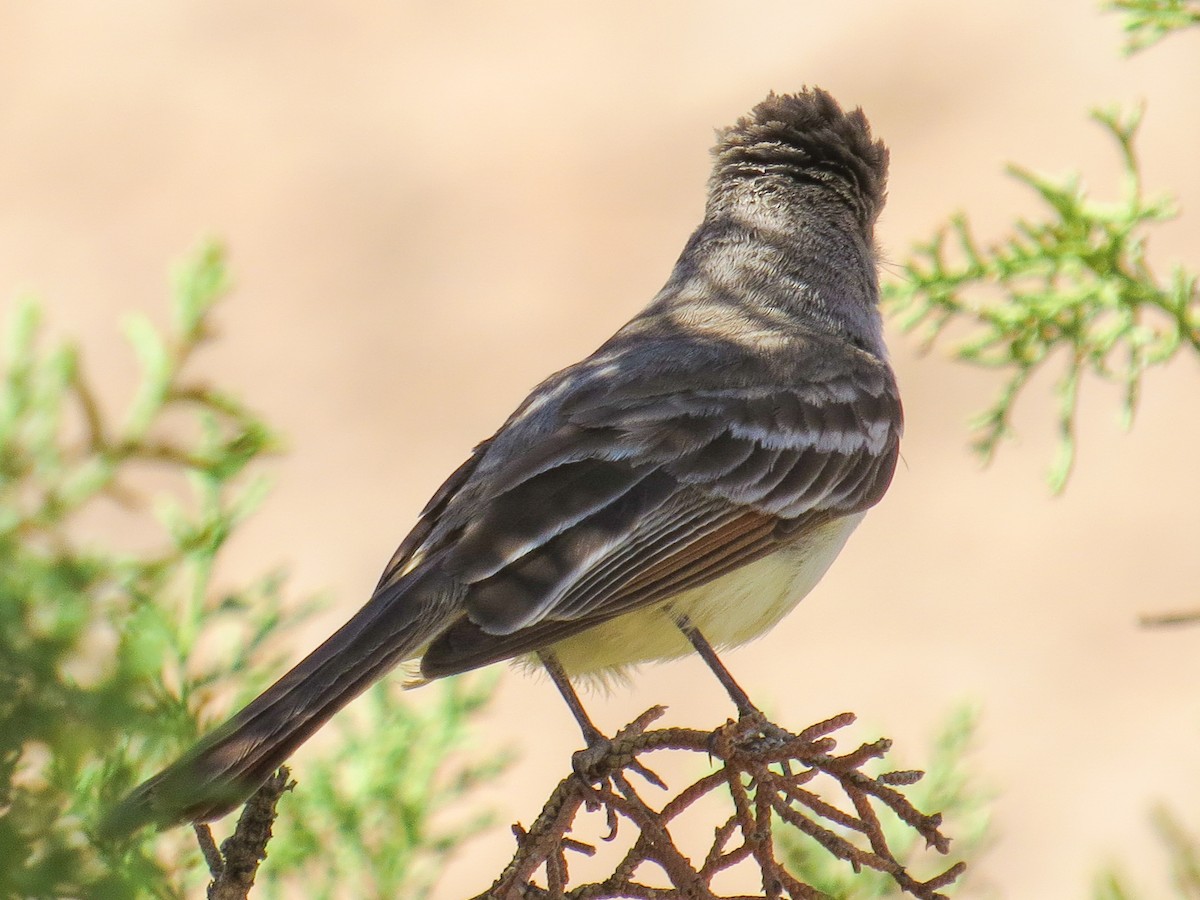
570, 705, 667, 788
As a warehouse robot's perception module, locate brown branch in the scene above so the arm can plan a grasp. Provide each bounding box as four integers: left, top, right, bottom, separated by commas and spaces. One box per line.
1139, 609, 1200, 628
475, 711, 962, 900
194, 767, 294, 900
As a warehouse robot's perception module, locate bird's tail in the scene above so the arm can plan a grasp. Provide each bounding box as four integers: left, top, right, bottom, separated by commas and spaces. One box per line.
100, 571, 451, 838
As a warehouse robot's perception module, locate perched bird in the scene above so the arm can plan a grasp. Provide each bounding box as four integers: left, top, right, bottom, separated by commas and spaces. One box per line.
104, 87, 901, 837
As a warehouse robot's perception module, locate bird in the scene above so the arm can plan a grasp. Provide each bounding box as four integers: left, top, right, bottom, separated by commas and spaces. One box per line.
103, 86, 901, 838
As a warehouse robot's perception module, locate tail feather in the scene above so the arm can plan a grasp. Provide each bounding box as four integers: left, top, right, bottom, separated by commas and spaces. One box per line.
101, 573, 451, 838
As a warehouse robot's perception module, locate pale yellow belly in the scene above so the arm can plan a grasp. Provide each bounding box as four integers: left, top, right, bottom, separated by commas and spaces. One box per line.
540, 512, 865, 684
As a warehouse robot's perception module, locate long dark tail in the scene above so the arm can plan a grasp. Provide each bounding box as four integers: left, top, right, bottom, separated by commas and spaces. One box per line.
101, 572, 452, 838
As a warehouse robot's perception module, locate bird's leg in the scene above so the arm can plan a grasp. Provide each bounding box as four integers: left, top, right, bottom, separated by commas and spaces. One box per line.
538, 650, 607, 747
674, 615, 760, 718
674, 614, 794, 761
539, 650, 666, 789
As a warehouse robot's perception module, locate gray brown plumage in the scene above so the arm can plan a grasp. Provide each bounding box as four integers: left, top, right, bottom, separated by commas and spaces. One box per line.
102, 87, 901, 837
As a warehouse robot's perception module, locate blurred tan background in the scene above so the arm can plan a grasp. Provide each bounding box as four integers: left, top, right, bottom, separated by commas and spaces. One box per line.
3, 1, 1199, 896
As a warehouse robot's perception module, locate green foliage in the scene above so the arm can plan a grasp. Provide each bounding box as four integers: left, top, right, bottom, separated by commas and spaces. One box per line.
776, 706, 991, 897
884, 106, 1199, 491
1, 244, 283, 898
1108, 0, 1200, 52
1094, 806, 1200, 898
0, 245, 501, 898
260, 675, 508, 900
884, 7, 1200, 898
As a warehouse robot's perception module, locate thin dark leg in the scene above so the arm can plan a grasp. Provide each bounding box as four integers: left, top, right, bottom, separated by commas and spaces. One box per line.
675, 615, 759, 718
676, 616, 793, 768
539, 650, 668, 789
538, 650, 606, 746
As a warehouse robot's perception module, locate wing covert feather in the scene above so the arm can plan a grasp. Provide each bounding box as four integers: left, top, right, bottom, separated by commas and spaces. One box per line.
392, 330, 901, 672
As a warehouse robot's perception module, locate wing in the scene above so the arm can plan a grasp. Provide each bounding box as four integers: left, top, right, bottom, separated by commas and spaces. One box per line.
409, 328, 902, 678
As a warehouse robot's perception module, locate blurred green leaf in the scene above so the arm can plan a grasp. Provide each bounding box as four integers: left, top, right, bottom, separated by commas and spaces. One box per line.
0, 244, 504, 898
1107, 0, 1200, 52
885, 105, 1199, 491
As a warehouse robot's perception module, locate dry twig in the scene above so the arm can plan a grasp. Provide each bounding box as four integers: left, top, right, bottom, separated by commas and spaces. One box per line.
476, 710, 963, 900
194, 767, 295, 900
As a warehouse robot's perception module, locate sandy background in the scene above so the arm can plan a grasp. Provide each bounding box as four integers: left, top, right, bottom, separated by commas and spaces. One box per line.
3, 2, 1199, 896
